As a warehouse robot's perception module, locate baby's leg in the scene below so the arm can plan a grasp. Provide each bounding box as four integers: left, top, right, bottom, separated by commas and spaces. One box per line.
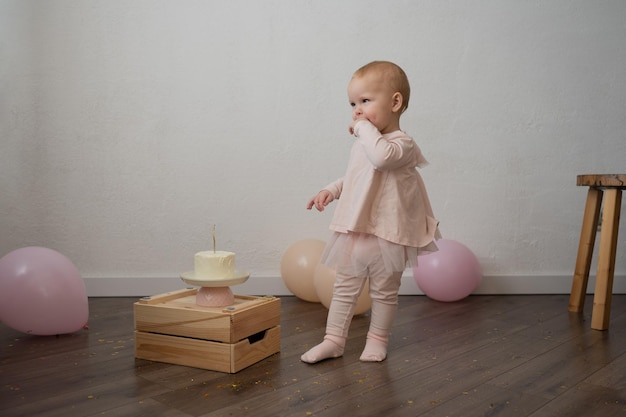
360, 270, 402, 362
301, 271, 366, 363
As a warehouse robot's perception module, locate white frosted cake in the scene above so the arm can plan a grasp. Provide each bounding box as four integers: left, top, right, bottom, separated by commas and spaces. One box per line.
193, 250, 235, 279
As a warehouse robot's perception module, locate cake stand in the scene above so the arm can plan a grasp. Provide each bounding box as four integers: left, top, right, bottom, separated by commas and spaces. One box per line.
180, 271, 250, 307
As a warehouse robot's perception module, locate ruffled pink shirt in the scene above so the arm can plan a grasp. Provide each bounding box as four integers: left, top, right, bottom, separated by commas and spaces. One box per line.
322, 120, 440, 249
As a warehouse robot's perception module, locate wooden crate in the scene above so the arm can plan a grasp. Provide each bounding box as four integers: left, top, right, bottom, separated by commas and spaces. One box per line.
134, 288, 280, 373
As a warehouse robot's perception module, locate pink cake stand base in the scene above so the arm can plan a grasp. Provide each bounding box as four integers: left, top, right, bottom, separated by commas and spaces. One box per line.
195, 286, 234, 307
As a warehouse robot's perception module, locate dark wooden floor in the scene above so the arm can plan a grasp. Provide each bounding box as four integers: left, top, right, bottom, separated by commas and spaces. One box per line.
2, 294, 626, 416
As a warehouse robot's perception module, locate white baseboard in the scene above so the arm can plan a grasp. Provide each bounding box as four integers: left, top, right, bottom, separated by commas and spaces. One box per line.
84, 274, 626, 297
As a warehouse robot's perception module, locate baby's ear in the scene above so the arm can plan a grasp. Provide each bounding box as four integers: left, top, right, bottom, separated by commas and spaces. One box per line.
391, 92, 403, 112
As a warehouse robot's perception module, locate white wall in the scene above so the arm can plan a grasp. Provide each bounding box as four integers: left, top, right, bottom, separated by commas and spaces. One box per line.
1, 0, 625, 296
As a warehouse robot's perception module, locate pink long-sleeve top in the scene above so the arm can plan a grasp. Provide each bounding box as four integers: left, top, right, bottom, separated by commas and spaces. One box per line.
322, 120, 440, 249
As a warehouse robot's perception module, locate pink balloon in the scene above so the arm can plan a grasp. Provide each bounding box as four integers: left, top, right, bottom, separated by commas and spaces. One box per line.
0, 247, 89, 335
412, 239, 482, 302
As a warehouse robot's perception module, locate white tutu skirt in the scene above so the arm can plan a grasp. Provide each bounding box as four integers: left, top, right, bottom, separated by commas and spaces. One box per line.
320, 232, 439, 277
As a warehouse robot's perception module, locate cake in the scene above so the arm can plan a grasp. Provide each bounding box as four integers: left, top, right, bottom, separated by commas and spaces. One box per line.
194, 250, 235, 279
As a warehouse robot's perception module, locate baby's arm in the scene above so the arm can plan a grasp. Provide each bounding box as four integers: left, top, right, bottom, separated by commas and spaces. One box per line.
306, 190, 335, 212
353, 120, 416, 170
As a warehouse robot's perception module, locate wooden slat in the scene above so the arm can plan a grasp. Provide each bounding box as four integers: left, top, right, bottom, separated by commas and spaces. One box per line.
591, 188, 622, 330
135, 330, 233, 373
577, 174, 626, 188
134, 300, 233, 342
136, 287, 198, 304
569, 187, 602, 312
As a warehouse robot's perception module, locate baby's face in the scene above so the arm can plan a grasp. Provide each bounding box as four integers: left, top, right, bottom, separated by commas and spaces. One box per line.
347, 73, 400, 135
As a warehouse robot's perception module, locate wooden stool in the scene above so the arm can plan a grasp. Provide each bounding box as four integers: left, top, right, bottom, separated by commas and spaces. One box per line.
569, 174, 625, 330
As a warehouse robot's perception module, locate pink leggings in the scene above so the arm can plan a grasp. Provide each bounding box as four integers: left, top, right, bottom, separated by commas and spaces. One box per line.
325, 238, 404, 339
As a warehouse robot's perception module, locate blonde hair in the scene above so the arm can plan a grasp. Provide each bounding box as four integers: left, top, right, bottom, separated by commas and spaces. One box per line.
353, 61, 411, 113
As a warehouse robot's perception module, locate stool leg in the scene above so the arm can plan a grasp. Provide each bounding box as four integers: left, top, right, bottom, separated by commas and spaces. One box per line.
591, 189, 622, 330
569, 188, 602, 313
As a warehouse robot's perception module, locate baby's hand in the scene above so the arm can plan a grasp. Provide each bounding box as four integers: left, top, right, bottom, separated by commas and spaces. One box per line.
349, 117, 368, 136
306, 190, 335, 212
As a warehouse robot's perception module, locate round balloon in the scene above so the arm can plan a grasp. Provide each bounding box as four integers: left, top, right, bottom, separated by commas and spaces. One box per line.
412, 239, 482, 302
313, 263, 372, 315
0, 247, 89, 335
280, 239, 325, 302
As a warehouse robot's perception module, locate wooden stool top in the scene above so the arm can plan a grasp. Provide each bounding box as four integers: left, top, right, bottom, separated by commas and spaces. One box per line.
577, 174, 626, 189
